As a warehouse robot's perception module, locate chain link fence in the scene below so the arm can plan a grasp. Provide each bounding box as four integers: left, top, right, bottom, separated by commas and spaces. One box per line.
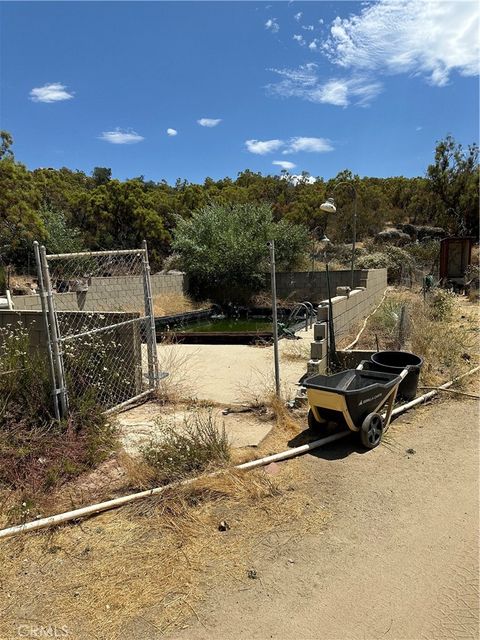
34, 242, 162, 418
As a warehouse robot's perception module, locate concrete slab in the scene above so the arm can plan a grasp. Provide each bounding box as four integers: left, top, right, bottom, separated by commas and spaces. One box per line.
116, 402, 274, 453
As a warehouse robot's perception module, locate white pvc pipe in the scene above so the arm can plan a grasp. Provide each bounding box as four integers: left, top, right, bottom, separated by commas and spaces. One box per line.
388, 366, 480, 418
2, 366, 477, 541
344, 288, 388, 351
0, 431, 350, 540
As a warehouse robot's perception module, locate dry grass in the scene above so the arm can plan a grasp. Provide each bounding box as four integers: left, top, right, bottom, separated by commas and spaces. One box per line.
155, 334, 200, 405
151, 292, 207, 317
281, 338, 311, 362
0, 465, 329, 639
355, 288, 479, 387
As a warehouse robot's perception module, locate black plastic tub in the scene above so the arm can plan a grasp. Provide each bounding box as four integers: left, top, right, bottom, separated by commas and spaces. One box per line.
370, 351, 423, 401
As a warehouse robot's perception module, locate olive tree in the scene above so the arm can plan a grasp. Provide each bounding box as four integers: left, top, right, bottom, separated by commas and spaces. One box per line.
173, 203, 308, 304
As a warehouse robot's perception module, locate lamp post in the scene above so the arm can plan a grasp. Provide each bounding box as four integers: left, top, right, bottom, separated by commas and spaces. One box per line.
321, 182, 358, 290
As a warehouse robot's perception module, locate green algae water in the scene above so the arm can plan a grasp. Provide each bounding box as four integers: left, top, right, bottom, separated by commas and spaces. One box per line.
177, 318, 272, 333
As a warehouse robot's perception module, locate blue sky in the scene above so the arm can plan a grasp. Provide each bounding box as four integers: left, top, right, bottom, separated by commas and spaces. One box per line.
0, 1, 478, 183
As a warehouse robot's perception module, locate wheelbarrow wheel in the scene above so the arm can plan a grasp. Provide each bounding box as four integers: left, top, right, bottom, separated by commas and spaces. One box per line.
308, 409, 324, 431
360, 412, 384, 449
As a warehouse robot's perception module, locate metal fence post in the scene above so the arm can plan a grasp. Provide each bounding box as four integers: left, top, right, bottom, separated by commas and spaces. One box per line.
268, 240, 281, 398
40, 245, 68, 418
142, 240, 159, 390
34, 241, 60, 420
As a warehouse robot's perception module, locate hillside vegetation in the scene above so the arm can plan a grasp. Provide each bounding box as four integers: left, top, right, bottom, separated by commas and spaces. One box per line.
0, 131, 478, 278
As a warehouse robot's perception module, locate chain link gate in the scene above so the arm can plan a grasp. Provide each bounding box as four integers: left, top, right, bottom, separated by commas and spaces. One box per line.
34, 241, 162, 418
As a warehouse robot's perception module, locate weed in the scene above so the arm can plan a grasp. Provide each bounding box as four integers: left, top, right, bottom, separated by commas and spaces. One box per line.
0, 326, 117, 500
428, 289, 456, 321
155, 333, 199, 404
141, 409, 230, 485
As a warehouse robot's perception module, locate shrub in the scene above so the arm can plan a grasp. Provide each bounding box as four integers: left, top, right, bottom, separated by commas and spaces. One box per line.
173, 203, 308, 304
428, 289, 456, 321
141, 409, 230, 484
356, 245, 415, 283
0, 325, 117, 495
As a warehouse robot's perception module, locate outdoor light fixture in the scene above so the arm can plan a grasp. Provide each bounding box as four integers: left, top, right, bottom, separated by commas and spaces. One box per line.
320, 197, 337, 214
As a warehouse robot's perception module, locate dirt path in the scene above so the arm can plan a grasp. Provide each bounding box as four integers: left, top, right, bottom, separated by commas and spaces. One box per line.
167, 397, 479, 640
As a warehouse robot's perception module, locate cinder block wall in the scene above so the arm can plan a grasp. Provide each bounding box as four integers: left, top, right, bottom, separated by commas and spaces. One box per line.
269, 269, 368, 302
11, 272, 186, 313
327, 269, 386, 340
0, 310, 47, 355
307, 268, 387, 376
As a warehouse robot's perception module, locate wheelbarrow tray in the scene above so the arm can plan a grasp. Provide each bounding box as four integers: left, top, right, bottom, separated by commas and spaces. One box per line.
304, 369, 401, 431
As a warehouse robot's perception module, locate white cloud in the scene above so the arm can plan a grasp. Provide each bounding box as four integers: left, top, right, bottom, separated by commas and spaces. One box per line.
308, 39, 318, 51
29, 82, 74, 103
302, 25, 314, 31
245, 139, 284, 155
324, 0, 479, 86
273, 160, 296, 170
294, 12, 302, 22
99, 128, 144, 144
293, 34, 306, 46
267, 64, 382, 107
167, 128, 178, 136
246, 136, 333, 156
283, 137, 333, 154
197, 118, 222, 127
265, 18, 279, 33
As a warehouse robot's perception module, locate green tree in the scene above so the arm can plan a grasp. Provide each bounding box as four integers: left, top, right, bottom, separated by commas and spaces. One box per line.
427, 135, 479, 236
173, 203, 308, 304
0, 150, 44, 267
0, 130, 14, 160
40, 208, 84, 254
92, 167, 112, 186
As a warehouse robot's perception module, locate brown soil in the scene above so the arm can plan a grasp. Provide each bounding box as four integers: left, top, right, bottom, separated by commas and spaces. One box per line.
164, 396, 479, 640
0, 395, 478, 640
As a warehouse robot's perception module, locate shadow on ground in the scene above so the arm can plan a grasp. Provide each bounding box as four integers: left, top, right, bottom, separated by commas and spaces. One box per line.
288, 426, 368, 461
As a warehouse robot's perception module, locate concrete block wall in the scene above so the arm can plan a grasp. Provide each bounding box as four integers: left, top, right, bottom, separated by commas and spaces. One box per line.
11, 272, 186, 314
269, 270, 366, 302
306, 268, 387, 376
0, 310, 47, 355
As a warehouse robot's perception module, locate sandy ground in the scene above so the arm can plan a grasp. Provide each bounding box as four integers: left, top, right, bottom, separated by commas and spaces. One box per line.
164, 397, 479, 640
155, 327, 314, 406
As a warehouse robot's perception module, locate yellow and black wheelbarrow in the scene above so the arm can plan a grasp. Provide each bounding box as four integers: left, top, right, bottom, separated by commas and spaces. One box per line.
304, 362, 410, 449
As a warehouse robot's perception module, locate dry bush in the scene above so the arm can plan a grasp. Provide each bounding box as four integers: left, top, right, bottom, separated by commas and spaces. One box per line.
236, 366, 278, 410
151, 292, 207, 317
141, 409, 230, 485
281, 338, 311, 362
356, 289, 478, 387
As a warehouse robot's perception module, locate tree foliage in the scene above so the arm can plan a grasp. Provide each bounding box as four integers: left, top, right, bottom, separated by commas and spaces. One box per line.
173, 203, 308, 303
0, 132, 478, 276
427, 135, 479, 237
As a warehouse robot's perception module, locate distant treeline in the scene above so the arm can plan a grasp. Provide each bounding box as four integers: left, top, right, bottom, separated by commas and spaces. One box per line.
0, 131, 478, 270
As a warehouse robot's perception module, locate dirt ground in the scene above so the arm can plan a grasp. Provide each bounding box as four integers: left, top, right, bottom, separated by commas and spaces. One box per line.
1, 396, 477, 640
163, 397, 479, 640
